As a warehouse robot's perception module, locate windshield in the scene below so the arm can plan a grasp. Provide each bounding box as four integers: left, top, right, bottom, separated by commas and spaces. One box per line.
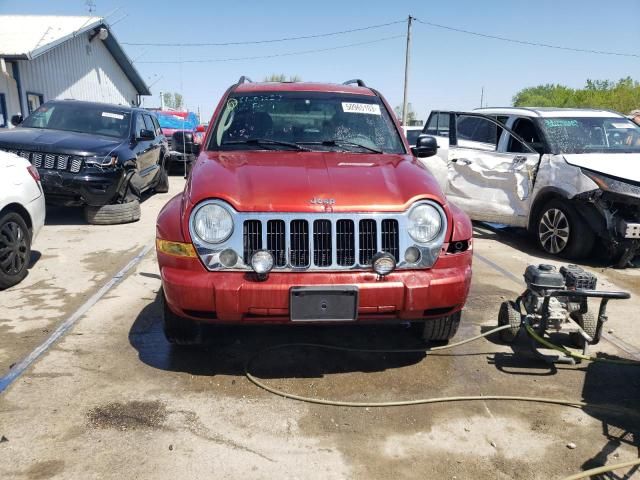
22, 103, 131, 138
210, 92, 405, 154
156, 112, 198, 130
542, 117, 640, 154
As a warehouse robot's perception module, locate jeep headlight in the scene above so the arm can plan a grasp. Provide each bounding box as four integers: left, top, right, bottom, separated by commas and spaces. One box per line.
193, 204, 234, 243
84, 154, 117, 167
407, 203, 443, 243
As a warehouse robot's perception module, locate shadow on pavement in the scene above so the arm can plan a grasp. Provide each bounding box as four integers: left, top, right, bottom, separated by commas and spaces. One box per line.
128, 291, 426, 379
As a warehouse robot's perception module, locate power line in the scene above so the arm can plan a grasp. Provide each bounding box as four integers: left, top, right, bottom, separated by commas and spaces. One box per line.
123, 19, 405, 47
136, 35, 405, 64
415, 18, 640, 58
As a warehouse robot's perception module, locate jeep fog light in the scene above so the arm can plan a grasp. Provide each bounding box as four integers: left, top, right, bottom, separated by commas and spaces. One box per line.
372, 252, 396, 276
219, 249, 238, 267
251, 250, 274, 275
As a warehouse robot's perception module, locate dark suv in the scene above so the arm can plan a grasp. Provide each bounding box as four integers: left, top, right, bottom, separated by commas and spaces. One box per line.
0, 100, 169, 224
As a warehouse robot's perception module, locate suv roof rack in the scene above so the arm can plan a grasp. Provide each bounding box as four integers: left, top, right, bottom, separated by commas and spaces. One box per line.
237, 76, 253, 84
343, 79, 367, 87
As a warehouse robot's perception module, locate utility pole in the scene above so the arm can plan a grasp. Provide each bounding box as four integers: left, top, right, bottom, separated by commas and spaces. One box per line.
159, 91, 164, 110
480, 86, 484, 108
402, 15, 413, 126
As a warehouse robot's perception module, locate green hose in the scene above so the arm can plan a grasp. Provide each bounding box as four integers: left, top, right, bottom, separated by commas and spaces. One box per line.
561, 457, 640, 480
244, 323, 640, 479
524, 323, 640, 366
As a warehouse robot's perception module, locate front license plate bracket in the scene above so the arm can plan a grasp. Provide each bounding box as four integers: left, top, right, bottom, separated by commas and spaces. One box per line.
290, 286, 359, 322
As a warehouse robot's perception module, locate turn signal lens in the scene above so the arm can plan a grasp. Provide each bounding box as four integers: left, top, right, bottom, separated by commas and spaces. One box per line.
156, 238, 197, 258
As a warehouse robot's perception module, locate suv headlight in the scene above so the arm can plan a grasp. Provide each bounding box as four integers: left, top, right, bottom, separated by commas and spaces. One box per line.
84, 154, 117, 167
407, 203, 443, 243
193, 203, 234, 243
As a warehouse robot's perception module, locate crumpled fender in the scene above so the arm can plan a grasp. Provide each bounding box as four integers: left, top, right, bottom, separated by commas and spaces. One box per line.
448, 201, 473, 241
156, 193, 186, 242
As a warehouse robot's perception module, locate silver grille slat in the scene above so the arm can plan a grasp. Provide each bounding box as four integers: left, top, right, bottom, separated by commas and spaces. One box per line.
1, 149, 81, 172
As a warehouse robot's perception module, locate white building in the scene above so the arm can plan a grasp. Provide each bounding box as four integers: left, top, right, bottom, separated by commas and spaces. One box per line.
0, 15, 150, 128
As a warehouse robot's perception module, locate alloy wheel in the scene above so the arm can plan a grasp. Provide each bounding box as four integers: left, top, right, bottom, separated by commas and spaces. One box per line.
538, 208, 570, 254
0, 220, 29, 276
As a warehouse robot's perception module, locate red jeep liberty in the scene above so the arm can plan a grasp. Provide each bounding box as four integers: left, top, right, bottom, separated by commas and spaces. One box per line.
155, 78, 473, 344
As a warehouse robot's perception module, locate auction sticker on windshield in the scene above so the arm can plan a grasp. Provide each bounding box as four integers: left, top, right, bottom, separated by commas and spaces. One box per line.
102, 112, 124, 120
342, 103, 381, 115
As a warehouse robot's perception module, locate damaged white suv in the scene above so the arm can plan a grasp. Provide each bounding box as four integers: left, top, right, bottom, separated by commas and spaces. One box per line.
419, 108, 640, 266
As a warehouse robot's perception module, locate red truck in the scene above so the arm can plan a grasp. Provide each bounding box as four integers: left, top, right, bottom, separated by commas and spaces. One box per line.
155, 77, 473, 344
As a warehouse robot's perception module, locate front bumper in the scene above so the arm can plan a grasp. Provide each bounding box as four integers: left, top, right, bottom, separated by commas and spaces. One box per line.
39, 167, 126, 206
159, 250, 472, 324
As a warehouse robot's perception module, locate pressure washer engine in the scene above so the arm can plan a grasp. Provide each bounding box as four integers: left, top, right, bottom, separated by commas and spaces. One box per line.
498, 264, 630, 364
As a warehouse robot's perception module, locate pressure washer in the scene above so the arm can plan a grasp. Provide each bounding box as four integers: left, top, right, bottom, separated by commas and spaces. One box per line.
498, 263, 631, 364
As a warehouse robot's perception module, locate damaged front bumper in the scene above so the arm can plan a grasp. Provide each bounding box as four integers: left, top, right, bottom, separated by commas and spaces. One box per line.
39, 166, 127, 207
575, 181, 640, 264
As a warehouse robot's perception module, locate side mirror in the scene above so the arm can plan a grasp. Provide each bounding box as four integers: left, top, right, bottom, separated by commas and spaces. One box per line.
192, 143, 201, 155
11, 115, 23, 126
196, 125, 205, 133
138, 128, 155, 140
411, 135, 439, 158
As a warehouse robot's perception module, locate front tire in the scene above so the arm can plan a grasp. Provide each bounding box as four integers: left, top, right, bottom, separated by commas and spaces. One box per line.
84, 199, 141, 225
415, 312, 461, 343
536, 199, 594, 259
154, 161, 170, 194
163, 291, 201, 345
0, 211, 31, 289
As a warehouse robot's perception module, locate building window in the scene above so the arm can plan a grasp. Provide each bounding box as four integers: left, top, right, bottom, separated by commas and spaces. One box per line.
26, 92, 44, 114
0, 94, 7, 128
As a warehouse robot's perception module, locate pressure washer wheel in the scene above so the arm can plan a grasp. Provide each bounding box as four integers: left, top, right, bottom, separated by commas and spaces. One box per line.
498, 301, 522, 343
569, 311, 598, 348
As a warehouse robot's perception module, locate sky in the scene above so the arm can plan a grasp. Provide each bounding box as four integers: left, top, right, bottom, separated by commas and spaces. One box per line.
0, 0, 638, 122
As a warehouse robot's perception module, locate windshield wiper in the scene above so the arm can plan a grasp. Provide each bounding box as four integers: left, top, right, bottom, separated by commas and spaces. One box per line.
223, 138, 310, 151
298, 139, 383, 154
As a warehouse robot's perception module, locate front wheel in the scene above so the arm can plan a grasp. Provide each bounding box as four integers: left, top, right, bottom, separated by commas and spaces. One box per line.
536, 199, 594, 259
0, 211, 31, 289
413, 312, 461, 343
163, 290, 201, 345
154, 161, 170, 194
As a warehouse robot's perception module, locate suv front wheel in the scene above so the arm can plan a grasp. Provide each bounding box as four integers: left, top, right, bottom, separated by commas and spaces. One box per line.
412, 312, 461, 343
536, 199, 594, 259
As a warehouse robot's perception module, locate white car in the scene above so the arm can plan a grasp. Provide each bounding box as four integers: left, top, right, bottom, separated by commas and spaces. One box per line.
420, 107, 640, 266
0, 150, 46, 288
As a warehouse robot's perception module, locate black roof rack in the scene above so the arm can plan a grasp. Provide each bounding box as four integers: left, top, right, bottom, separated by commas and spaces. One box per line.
237, 76, 253, 84
343, 79, 367, 87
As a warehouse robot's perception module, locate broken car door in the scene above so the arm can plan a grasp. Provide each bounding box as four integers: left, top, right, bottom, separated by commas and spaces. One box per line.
446, 113, 540, 226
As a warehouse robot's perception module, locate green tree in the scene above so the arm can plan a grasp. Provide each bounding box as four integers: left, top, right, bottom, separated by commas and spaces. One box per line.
162, 92, 184, 110
513, 77, 640, 113
263, 74, 302, 82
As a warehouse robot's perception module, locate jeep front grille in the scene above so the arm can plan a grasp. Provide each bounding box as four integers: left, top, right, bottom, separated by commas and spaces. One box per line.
189, 200, 448, 272
4, 149, 82, 173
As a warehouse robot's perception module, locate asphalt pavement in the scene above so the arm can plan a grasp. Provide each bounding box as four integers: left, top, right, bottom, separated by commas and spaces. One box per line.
1, 176, 639, 480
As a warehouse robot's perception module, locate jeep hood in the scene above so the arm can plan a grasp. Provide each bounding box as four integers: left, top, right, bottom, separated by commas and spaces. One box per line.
0, 128, 124, 156
188, 151, 445, 213
564, 153, 640, 183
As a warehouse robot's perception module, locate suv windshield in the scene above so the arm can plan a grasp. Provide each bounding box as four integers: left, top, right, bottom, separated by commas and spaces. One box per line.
22, 103, 131, 139
542, 117, 640, 154
210, 91, 405, 154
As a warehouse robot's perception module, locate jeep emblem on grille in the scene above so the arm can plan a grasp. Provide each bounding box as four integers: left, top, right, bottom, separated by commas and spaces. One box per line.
310, 197, 336, 205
